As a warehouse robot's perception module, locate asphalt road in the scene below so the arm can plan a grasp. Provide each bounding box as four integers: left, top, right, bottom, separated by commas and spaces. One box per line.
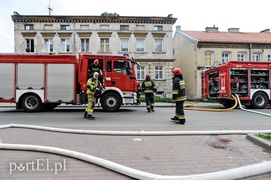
0, 105, 270, 131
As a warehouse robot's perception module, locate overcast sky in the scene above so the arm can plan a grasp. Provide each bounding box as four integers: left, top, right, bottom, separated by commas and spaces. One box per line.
1, 0, 270, 52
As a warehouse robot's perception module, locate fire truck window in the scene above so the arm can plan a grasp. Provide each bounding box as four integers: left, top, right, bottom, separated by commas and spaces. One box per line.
114, 61, 129, 75
107, 61, 112, 72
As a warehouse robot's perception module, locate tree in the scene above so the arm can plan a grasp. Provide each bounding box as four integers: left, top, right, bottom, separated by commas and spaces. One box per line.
101, 12, 119, 16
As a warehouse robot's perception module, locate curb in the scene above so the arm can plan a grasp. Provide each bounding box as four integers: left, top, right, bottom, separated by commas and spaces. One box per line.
246, 133, 271, 151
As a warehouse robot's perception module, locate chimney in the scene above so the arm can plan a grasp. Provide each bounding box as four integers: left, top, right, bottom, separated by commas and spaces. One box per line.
205, 25, 219, 32
13, 11, 20, 16
176, 26, 181, 32
228, 28, 240, 33
260, 29, 270, 33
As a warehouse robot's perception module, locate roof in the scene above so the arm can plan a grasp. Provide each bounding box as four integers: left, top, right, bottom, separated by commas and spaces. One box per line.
11, 14, 177, 24
181, 30, 271, 44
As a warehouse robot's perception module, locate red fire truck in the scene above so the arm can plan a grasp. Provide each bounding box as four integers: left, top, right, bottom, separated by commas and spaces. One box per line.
0, 53, 140, 112
201, 61, 271, 109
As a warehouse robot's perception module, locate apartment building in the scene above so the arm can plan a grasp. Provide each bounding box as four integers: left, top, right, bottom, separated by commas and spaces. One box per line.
11, 12, 177, 96
173, 26, 271, 99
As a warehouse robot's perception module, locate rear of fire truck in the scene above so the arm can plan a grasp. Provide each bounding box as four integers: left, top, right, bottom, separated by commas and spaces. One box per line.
201, 61, 271, 109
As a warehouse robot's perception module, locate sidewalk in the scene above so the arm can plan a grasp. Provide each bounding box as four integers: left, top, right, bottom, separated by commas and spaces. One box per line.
0, 126, 271, 179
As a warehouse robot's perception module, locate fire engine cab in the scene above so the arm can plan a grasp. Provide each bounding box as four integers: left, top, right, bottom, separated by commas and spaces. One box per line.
201, 61, 271, 109
0, 53, 140, 112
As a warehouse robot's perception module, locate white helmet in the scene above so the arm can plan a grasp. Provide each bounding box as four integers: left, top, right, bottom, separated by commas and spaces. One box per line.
93, 72, 99, 78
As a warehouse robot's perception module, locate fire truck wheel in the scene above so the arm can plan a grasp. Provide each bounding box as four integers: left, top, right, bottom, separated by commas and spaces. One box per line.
21, 94, 43, 112
251, 92, 268, 109
101, 92, 121, 112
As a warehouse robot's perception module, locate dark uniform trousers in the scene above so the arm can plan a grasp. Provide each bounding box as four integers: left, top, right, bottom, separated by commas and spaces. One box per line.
145, 93, 154, 110
175, 100, 185, 120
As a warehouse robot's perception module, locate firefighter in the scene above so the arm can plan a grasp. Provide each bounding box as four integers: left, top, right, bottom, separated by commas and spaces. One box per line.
84, 72, 103, 120
88, 59, 103, 84
136, 81, 142, 105
141, 74, 157, 112
171, 68, 186, 124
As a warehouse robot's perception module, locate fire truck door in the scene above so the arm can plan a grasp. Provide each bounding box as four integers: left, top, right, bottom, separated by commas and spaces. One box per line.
104, 60, 133, 91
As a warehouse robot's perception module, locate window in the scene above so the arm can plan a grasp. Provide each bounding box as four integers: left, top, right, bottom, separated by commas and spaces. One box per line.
25, 24, 34, 30
44, 38, 53, 52
154, 26, 163, 31
60, 25, 70, 30
222, 52, 230, 63
155, 66, 163, 79
106, 61, 112, 72
100, 38, 109, 52
268, 54, 271, 62
136, 66, 145, 80
81, 38, 89, 52
237, 53, 245, 61
61, 39, 70, 52
113, 61, 131, 75
154, 39, 163, 52
120, 25, 129, 31
136, 39, 145, 52
252, 53, 260, 61
25, 39, 34, 53
204, 52, 212, 66
120, 38, 129, 52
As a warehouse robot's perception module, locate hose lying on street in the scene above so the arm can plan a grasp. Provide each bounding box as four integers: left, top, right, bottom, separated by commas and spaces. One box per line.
0, 143, 271, 180
184, 94, 238, 112
1, 123, 271, 136
0, 95, 270, 179
235, 94, 271, 117
0, 125, 271, 179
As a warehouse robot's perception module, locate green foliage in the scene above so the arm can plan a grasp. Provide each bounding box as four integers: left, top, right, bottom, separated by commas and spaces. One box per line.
256, 133, 271, 141
140, 97, 217, 103
140, 97, 172, 103
101, 12, 119, 16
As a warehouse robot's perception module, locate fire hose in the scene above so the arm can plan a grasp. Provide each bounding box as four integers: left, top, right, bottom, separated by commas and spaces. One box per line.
183, 94, 238, 112
0, 95, 271, 179
0, 123, 271, 179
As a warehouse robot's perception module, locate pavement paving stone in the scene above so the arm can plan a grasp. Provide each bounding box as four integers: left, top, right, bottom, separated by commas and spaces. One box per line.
0, 127, 270, 180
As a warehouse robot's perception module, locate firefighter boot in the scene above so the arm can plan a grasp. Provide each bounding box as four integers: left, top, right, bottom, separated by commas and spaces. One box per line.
170, 116, 179, 121
151, 106, 155, 112
84, 111, 88, 118
86, 114, 95, 120
147, 108, 150, 113
175, 119, 186, 125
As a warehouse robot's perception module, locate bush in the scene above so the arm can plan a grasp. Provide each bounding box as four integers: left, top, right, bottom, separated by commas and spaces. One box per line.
139, 97, 217, 103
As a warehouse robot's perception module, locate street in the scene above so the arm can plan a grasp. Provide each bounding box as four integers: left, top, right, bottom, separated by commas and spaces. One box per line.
0, 105, 270, 131
0, 104, 271, 180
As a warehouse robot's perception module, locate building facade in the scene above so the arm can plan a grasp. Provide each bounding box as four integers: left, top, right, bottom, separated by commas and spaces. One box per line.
11, 12, 177, 96
173, 26, 271, 99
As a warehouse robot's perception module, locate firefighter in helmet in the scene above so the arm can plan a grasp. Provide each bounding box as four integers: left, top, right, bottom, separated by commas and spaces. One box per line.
141, 74, 157, 112
88, 59, 103, 85
84, 72, 103, 120
171, 68, 186, 124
